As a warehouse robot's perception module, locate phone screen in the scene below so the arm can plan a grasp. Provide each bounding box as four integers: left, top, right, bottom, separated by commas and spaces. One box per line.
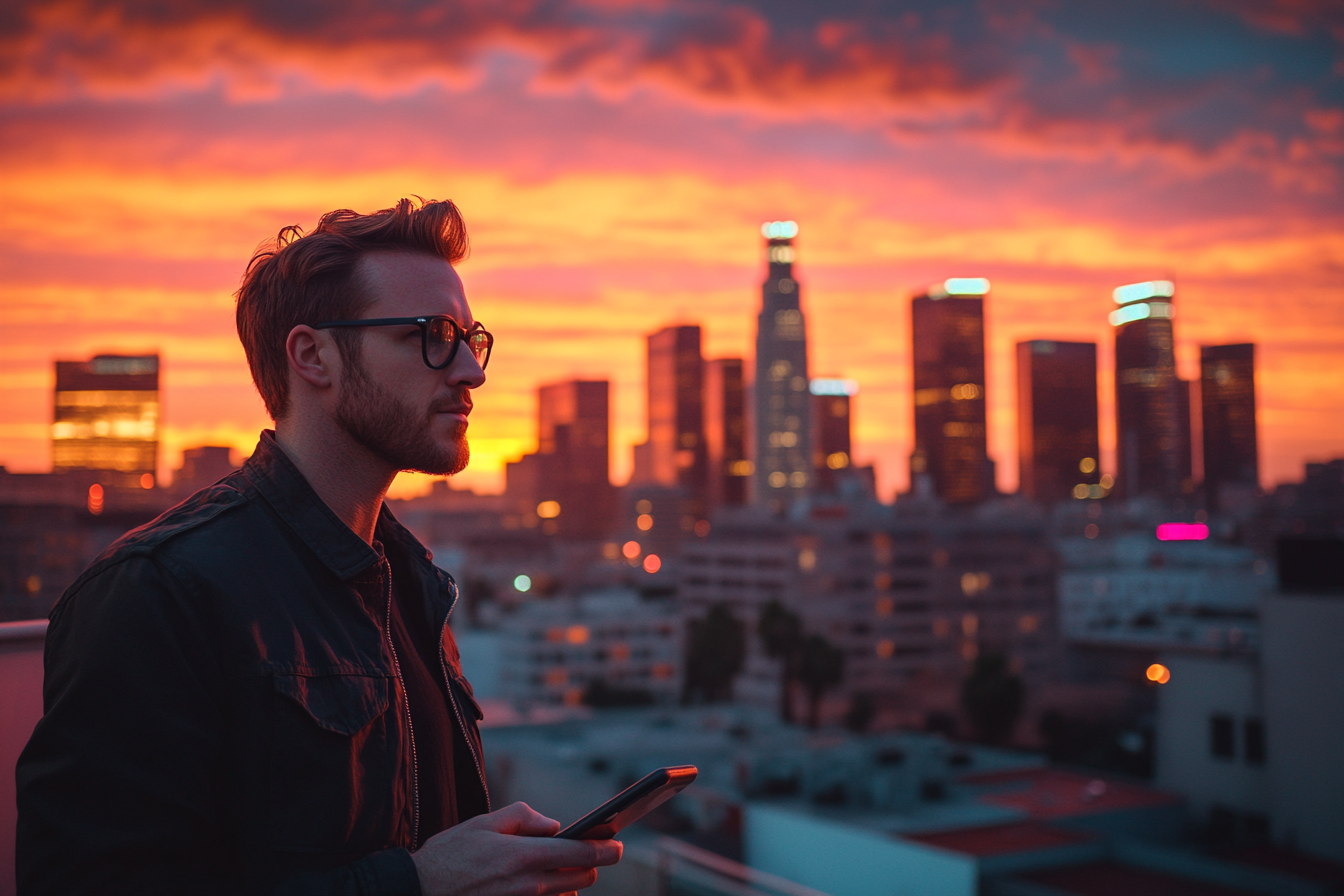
554, 765, 698, 840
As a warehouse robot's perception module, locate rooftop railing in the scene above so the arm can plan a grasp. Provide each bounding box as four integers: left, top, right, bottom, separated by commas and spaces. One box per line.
1, 618, 48, 896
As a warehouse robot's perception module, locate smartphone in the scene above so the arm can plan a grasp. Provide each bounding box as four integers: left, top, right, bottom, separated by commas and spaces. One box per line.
554, 765, 698, 840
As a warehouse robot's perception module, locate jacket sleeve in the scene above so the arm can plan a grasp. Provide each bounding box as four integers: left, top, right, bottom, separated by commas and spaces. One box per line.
14, 555, 422, 896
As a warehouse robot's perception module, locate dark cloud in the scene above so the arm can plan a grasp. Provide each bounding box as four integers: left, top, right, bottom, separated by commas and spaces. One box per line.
2, 0, 1341, 183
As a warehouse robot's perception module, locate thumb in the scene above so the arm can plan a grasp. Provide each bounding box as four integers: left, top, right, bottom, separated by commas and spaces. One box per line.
482, 801, 562, 837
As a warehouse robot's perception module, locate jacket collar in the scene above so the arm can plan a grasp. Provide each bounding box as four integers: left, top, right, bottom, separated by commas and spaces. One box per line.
240, 431, 453, 617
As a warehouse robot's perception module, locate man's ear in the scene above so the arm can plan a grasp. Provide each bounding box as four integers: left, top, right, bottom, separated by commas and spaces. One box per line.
286, 325, 338, 390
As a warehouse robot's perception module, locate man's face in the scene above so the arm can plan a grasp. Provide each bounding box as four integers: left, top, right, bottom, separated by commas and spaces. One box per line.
333, 251, 485, 476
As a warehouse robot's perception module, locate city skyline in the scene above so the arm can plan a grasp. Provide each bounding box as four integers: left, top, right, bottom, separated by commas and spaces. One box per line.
4, 263, 1319, 505
2, 2, 1342, 499
33, 267, 1282, 512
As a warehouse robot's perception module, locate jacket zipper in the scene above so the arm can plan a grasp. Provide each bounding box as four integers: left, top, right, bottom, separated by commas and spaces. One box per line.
440, 582, 490, 812
383, 569, 420, 849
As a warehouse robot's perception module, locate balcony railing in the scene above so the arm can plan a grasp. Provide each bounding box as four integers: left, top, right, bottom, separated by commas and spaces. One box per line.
1, 619, 48, 896
607, 836, 830, 896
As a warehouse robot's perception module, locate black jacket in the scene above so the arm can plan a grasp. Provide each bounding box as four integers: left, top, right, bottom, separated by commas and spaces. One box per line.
16, 432, 488, 895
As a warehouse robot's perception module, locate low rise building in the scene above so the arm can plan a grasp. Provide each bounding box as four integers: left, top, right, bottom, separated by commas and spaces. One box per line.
495, 588, 680, 708
1155, 538, 1344, 864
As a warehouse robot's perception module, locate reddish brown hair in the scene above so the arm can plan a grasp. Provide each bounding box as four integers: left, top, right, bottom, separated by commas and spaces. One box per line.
235, 197, 470, 419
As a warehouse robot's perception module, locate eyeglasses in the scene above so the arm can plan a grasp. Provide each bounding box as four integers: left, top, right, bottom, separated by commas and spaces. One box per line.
313, 316, 493, 371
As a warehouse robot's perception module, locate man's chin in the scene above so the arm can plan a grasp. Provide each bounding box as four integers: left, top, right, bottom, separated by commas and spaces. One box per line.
404, 438, 469, 477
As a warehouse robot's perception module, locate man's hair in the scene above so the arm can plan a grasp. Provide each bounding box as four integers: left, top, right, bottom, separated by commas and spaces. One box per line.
235, 197, 469, 419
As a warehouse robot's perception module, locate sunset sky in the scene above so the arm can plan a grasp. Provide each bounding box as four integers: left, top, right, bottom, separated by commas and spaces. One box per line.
2, 0, 1342, 499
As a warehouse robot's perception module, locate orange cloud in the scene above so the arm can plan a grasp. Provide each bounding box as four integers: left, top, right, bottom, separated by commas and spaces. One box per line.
5, 0, 1340, 183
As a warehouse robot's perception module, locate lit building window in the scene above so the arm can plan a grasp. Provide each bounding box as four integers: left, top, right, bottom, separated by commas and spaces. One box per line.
960, 572, 991, 596
949, 383, 982, 400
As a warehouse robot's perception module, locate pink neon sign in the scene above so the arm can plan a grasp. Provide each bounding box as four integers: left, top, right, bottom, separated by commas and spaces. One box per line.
1155, 523, 1209, 541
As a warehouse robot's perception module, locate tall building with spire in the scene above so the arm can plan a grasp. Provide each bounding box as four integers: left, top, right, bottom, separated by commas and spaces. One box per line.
910, 279, 992, 504
753, 221, 812, 510
1111, 280, 1182, 499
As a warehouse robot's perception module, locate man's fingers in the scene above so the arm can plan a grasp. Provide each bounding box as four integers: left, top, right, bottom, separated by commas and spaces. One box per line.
520, 837, 622, 872
476, 801, 561, 836
537, 867, 598, 894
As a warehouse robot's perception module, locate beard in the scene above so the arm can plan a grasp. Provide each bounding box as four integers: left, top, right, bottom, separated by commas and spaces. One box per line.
334, 358, 470, 476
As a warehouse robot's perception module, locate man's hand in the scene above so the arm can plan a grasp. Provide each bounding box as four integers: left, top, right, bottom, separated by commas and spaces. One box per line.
410, 801, 622, 896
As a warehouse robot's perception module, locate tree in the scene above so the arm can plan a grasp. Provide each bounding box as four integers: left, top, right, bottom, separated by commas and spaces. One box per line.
844, 692, 877, 734
797, 634, 845, 729
681, 602, 746, 704
960, 651, 1025, 745
757, 600, 803, 723
462, 578, 495, 626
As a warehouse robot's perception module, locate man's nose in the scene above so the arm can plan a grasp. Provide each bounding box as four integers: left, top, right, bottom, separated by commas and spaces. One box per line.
447, 345, 486, 389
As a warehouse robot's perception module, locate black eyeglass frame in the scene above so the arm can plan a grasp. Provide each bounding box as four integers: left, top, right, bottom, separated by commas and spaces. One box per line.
312, 316, 493, 371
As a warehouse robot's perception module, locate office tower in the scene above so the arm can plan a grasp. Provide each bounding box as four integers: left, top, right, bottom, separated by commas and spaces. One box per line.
754, 220, 812, 509
52, 354, 159, 489
1201, 344, 1258, 507
1016, 341, 1101, 503
646, 326, 706, 504
910, 279, 991, 504
1111, 280, 1181, 499
175, 446, 236, 494
1176, 378, 1196, 493
810, 378, 856, 493
704, 358, 749, 508
535, 380, 614, 539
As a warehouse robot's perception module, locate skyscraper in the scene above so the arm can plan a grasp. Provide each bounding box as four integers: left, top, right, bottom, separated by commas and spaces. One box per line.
1176, 378, 1196, 494
52, 354, 159, 489
704, 358, 749, 508
1111, 280, 1181, 499
1201, 344, 1258, 506
535, 380, 614, 539
646, 326, 706, 507
910, 279, 991, 504
810, 378, 856, 493
754, 220, 811, 509
1016, 341, 1101, 503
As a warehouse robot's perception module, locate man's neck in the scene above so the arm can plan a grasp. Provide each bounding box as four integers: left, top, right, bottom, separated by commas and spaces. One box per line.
273, 419, 396, 545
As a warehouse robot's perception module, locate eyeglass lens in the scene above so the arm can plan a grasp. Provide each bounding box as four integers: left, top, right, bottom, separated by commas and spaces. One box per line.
426, 319, 491, 369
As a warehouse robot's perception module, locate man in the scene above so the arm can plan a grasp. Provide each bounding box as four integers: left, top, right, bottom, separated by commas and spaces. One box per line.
16, 198, 621, 895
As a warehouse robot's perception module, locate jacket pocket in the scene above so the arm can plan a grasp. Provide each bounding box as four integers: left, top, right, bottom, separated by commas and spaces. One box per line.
268, 674, 401, 853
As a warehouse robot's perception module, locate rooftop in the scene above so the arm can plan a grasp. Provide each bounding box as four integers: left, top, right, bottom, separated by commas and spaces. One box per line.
1017, 859, 1256, 896
963, 767, 1180, 820
904, 819, 1094, 857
